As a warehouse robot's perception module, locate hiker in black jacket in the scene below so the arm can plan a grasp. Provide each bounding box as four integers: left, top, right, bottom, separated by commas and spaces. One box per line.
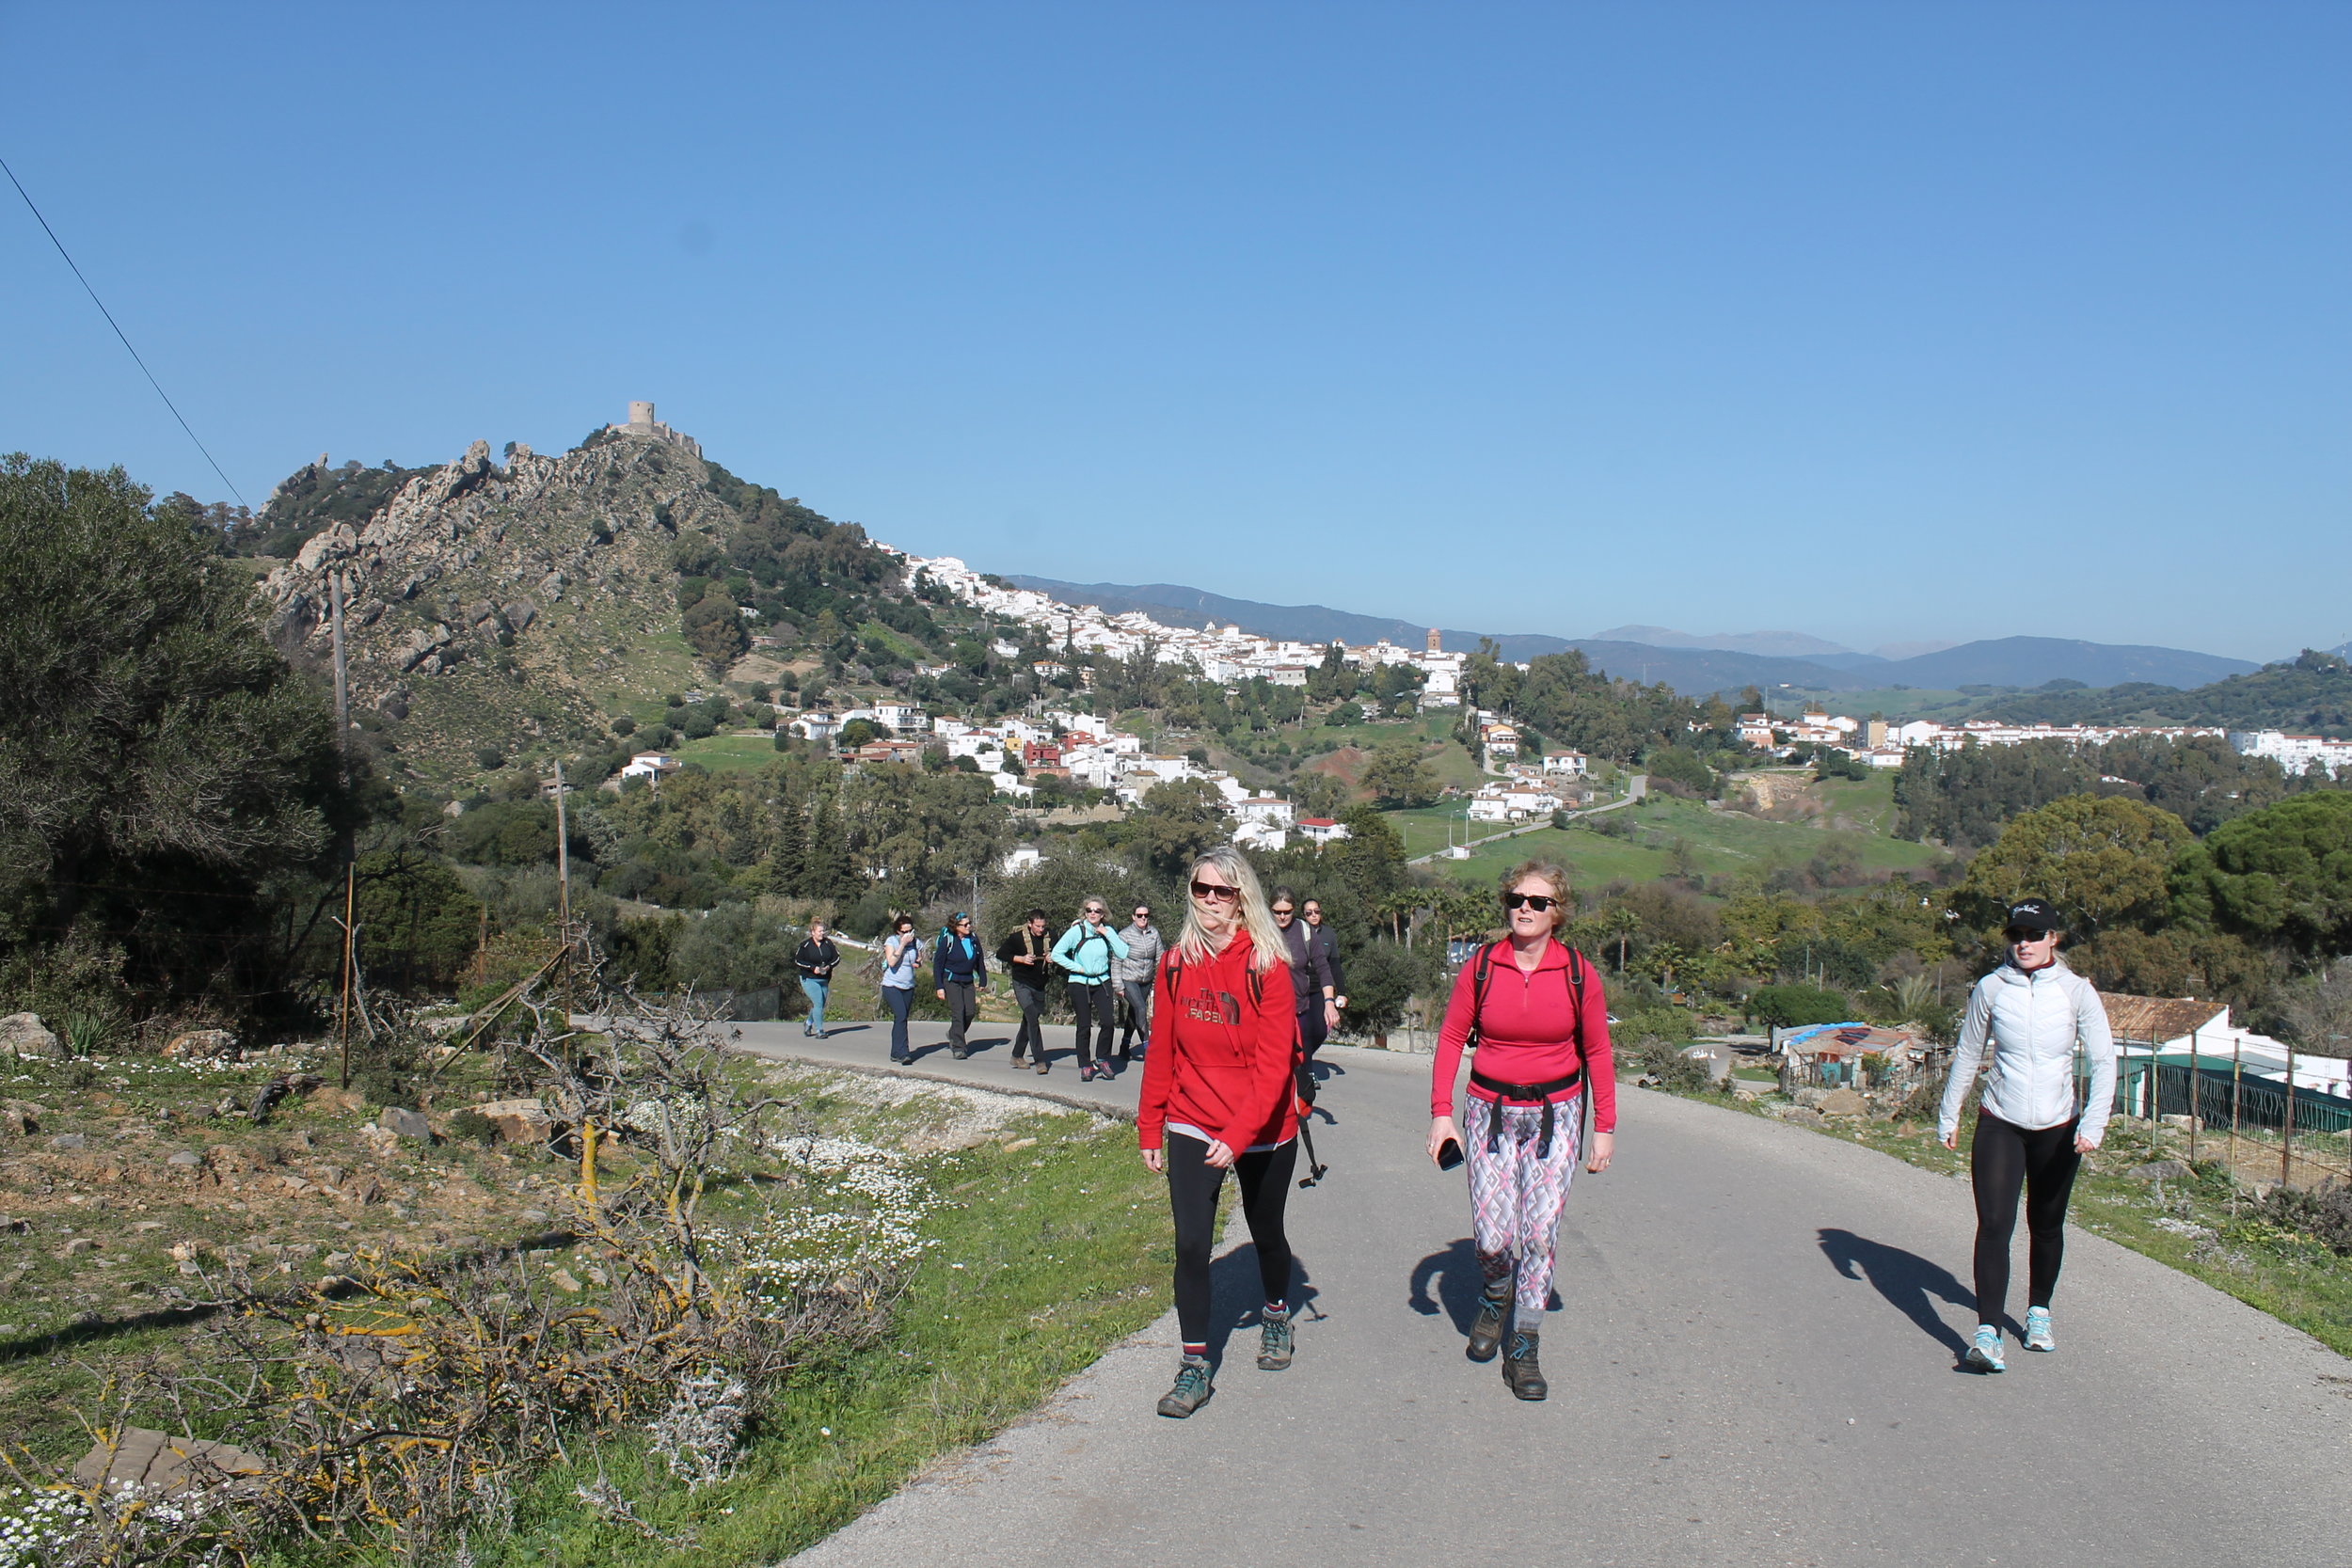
1301, 897, 1346, 1063
994, 909, 1055, 1073
932, 911, 988, 1058
794, 921, 841, 1038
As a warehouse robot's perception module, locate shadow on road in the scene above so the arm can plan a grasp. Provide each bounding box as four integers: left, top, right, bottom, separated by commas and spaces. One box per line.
1406, 1239, 1559, 1334
1818, 1227, 1975, 1358
1204, 1246, 1318, 1369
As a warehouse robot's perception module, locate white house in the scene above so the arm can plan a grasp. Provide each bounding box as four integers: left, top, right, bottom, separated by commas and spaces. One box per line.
789, 713, 841, 744
1468, 780, 1562, 823
2231, 730, 2352, 775
1232, 792, 1295, 827
1000, 843, 1044, 876
1296, 816, 1352, 846
1232, 820, 1289, 852
1541, 751, 1589, 777
875, 701, 926, 733
620, 752, 681, 784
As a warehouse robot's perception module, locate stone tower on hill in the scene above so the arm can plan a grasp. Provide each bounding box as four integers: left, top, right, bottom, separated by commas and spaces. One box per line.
606, 400, 702, 458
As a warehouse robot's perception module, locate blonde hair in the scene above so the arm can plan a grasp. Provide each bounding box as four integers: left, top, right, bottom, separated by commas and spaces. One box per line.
1500, 858, 1572, 933
1176, 845, 1284, 974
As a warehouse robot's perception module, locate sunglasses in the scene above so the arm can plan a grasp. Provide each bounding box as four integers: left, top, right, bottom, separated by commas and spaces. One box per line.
2005, 927, 2050, 943
1272, 908, 1295, 917
1190, 879, 1239, 902
1134, 911, 1151, 918
1502, 893, 1559, 911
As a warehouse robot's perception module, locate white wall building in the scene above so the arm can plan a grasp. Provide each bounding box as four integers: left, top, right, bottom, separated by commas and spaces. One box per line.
2231, 730, 2352, 775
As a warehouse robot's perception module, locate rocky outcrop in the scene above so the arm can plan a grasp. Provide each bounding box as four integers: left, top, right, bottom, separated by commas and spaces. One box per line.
260, 433, 741, 773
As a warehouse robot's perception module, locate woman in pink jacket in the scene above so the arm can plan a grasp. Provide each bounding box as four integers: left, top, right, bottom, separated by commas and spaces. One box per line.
1427, 860, 1614, 1401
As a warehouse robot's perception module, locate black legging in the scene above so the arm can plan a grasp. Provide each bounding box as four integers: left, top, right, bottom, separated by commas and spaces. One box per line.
1166, 1131, 1295, 1347
1971, 1110, 2082, 1326
1011, 981, 1045, 1060
1070, 980, 1115, 1066
1295, 1001, 1327, 1064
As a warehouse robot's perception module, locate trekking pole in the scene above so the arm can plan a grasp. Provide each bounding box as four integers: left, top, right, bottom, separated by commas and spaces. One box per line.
1297, 1117, 1327, 1188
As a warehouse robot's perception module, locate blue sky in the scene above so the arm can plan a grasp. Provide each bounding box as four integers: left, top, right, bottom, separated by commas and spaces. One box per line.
4, 2, 2344, 661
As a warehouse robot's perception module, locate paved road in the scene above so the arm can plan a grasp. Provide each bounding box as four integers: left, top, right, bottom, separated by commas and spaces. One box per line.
753, 1022, 2347, 1568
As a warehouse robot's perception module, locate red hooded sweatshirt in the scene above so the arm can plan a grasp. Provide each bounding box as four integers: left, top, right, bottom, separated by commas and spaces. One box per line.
1137, 932, 1299, 1154
1431, 938, 1615, 1133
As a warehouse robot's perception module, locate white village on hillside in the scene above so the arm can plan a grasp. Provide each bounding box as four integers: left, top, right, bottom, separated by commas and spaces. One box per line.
612, 546, 2348, 858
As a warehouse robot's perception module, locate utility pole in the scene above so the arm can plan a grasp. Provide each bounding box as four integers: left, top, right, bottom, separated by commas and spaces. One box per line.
331, 570, 355, 1090
553, 760, 573, 1035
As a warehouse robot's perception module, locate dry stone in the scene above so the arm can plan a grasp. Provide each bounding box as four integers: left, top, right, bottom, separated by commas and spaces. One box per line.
2129, 1159, 2191, 1181
72, 1428, 264, 1497
1819, 1088, 1869, 1118
0, 1013, 59, 1058
163, 1029, 238, 1061
379, 1106, 432, 1141
477, 1098, 553, 1143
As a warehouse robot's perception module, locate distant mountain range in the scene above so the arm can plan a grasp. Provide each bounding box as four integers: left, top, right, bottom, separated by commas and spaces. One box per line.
1006, 576, 2262, 698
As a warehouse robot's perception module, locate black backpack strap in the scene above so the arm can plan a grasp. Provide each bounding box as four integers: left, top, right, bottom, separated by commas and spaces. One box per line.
1463, 942, 1499, 1052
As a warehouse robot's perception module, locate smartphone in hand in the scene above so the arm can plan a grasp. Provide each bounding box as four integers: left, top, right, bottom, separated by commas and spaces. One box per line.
1436, 1138, 1465, 1172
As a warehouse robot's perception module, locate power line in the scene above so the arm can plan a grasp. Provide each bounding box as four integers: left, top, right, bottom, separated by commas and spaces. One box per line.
1, 152, 248, 508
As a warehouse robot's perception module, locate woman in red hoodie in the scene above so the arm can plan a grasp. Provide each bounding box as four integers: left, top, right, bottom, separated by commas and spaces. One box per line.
1427, 859, 1614, 1402
1137, 844, 1300, 1418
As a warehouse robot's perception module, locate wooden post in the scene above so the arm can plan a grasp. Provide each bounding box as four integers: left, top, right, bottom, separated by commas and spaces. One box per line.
2281, 1041, 2296, 1187
2229, 1034, 2244, 1192
2185, 1026, 2199, 1164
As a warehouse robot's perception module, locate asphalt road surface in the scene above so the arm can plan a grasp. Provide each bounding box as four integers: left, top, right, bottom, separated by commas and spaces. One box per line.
737, 1018, 2347, 1568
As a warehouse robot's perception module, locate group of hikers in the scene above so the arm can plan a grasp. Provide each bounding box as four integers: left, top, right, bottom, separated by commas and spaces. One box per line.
792, 855, 2115, 1416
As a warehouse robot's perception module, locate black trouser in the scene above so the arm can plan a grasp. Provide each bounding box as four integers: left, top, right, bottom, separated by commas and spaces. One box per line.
1118, 978, 1152, 1053
1011, 981, 1045, 1061
1166, 1131, 1295, 1348
882, 985, 913, 1058
1971, 1110, 2082, 1325
1070, 980, 1114, 1066
941, 978, 977, 1053
1295, 1000, 1327, 1064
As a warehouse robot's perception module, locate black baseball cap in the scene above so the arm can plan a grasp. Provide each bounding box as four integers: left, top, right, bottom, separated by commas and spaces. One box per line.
2005, 898, 2059, 934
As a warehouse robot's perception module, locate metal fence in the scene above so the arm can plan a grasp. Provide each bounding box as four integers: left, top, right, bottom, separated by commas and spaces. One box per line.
2088, 1043, 2352, 1189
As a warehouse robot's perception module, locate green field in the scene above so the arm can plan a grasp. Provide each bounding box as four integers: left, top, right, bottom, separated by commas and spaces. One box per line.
1391, 774, 1949, 890
677, 730, 786, 773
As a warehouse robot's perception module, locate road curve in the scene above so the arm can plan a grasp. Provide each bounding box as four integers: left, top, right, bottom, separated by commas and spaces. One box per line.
747, 1022, 2346, 1568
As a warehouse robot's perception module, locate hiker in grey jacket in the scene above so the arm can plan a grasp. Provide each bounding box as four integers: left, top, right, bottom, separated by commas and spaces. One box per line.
1114, 902, 1165, 1063
1936, 897, 2117, 1372
1052, 898, 1130, 1081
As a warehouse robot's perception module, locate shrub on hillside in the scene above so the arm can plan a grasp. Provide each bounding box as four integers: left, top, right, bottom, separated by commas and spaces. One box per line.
1747, 983, 1853, 1029
1621, 1034, 1712, 1093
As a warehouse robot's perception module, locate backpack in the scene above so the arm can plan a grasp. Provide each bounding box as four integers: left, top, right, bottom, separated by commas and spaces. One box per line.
1461, 939, 1586, 1053
1062, 922, 1112, 979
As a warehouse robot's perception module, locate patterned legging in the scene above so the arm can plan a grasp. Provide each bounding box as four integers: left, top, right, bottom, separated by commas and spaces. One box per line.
1464, 1094, 1582, 1324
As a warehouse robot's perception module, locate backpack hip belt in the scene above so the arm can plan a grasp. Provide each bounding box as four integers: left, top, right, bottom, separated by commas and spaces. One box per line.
1470, 1069, 1584, 1160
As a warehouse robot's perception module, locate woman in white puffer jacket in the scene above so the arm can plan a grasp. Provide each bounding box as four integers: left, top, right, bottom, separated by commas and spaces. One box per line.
1937, 897, 2117, 1372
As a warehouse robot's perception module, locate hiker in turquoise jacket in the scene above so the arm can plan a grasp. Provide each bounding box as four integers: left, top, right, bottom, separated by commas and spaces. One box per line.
1053, 897, 1131, 1081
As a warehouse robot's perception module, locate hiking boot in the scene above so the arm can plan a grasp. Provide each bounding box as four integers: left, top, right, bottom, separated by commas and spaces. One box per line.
2024, 1307, 2055, 1354
1964, 1323, 2006, 1373
1257, 1308, 1295, 1370
1156, 1355, 1214, 1418
1466, 1283, 1512, 1363
1035, 1057, 1050, 1074
1010, 1053, 1026, 1069
950, 1047, 968, 1060
1502, 1330, 1548, 1401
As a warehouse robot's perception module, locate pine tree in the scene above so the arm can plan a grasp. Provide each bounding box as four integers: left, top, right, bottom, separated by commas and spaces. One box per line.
800, 793, 855, 904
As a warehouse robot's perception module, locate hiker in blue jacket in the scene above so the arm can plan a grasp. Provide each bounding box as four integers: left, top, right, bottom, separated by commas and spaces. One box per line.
1053, 895, 1130, 1082
932, 911, 988, 1059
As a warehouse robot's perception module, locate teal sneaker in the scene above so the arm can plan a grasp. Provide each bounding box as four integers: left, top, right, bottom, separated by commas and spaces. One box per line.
1964, 1323, 2006, 1373
1156, 1355, 1214, 1418
2024, 1307, 2055, 1353
1257, 1308, 1295, 1370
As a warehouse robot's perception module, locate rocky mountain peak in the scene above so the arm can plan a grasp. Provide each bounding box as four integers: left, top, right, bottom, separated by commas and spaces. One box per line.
261, 432, 739, 773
